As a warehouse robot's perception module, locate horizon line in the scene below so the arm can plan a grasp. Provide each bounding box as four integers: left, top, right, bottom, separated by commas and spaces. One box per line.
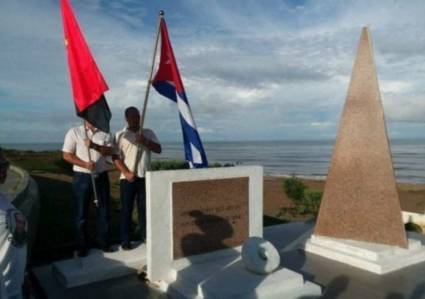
3, 137, 425, 145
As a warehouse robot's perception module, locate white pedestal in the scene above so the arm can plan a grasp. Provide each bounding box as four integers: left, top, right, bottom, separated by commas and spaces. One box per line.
156, 254, 321, 299
305, 235, 425, 274
146, 166, 264, 282
52, 243, 146, 288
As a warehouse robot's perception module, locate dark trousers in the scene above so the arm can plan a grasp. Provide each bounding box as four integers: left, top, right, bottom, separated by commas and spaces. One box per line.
120, 178, 146, 244
73, 171, 110, 249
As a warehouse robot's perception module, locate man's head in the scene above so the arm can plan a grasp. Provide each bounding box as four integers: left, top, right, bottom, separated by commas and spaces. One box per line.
0, 148, 10, 185
125, 106, 140, 130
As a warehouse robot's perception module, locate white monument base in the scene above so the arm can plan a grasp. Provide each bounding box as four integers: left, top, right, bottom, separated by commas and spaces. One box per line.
52, 243, 146, 288
152, 253, 321, 299
305, 235, 425, 274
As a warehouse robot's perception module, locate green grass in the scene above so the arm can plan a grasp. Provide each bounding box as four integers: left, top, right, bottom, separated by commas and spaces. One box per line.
4, 149, 72, 174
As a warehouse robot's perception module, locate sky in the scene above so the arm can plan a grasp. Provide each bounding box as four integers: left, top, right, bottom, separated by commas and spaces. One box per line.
1, 0, 425, 143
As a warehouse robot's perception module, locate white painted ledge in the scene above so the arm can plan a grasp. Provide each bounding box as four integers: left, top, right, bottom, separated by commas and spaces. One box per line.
52, 243, 146, 288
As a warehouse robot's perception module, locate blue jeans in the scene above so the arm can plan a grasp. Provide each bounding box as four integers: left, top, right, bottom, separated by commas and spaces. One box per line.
73, 171, 110, 249
120, 178, 146, 244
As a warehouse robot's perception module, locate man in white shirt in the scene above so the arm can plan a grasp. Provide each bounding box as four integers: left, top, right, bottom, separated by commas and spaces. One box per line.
0, 148, 27, 299
113, 107, 161, 250
62, 121, 115, 256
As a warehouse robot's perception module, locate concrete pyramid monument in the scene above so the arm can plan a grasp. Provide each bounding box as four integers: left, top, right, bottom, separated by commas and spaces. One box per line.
305, 27, 425, 274
314, 27, 407, 248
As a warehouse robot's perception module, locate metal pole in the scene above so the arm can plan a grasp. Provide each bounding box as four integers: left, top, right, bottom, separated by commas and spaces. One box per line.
132, 10, 164, 173
83, 123, 99, 207
140, 10, 164, 128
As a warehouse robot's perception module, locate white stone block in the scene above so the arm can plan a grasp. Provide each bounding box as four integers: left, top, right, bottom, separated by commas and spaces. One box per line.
52, 243, 146, 288
305, 235, 425, 274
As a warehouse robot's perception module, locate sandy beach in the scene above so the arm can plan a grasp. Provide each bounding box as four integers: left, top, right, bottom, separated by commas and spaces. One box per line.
263, 176, 425, 217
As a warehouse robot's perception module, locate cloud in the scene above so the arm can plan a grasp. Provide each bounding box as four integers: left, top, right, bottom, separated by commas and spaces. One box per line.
380, 81, 412, 94
383, 94, 425, 123
2, 0, 425, 143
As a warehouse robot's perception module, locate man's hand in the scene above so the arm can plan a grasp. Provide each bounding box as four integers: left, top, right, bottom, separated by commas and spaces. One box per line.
138, 133, 161, 154
136, 133, 146, 145
84, 138, 93, 148
124, 170, 135, 182
99, 146, 112, 156
85, 161, 95, 171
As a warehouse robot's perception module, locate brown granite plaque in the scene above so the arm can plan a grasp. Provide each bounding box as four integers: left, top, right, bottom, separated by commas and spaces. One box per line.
172, 177, 249, 258
314, 27, 408, 248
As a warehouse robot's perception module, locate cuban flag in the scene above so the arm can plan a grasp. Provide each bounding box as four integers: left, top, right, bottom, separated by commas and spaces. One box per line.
152, 19, 208, 168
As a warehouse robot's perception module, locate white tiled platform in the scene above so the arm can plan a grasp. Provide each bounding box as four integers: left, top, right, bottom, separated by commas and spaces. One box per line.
152, 252, 321, 299
305, 235, 425, 274
32, 223, 425, 299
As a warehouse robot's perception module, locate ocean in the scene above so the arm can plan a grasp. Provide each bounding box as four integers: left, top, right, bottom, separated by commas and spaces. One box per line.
3, 139, 425, 184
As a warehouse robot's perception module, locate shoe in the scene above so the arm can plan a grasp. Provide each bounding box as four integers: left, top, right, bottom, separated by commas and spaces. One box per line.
101, 245, 115, 253
121, 242, 132, 251
76, 247, 89, 257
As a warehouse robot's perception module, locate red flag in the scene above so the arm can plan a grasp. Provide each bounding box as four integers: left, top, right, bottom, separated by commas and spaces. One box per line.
60, 0, 111, 132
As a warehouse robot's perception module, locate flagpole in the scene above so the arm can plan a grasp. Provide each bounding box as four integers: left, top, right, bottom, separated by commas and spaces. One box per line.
83, 123, 100, 207
132, 10, 164, 173
140, 10, 163, 128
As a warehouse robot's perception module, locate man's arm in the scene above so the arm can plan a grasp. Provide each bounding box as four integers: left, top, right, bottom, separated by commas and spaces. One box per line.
113, 158, 135, 182
84, 139, 114, 156
111, 131, 135, 182
137, 133, 162, 154
63, 152, 94, 171
62, 129, 94, 171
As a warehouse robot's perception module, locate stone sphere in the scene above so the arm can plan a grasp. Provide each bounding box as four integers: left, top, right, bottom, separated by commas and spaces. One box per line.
241, 237, 280, 275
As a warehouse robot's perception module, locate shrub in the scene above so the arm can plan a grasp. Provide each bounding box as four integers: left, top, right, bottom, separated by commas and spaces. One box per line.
210, 162, 222, 168
208, 162, 235, 168
304, 190, 323, 216
223, 163, 235, 167
284, 176, 307, 202
150, 160, 189, 171
283, 176, 323, 216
